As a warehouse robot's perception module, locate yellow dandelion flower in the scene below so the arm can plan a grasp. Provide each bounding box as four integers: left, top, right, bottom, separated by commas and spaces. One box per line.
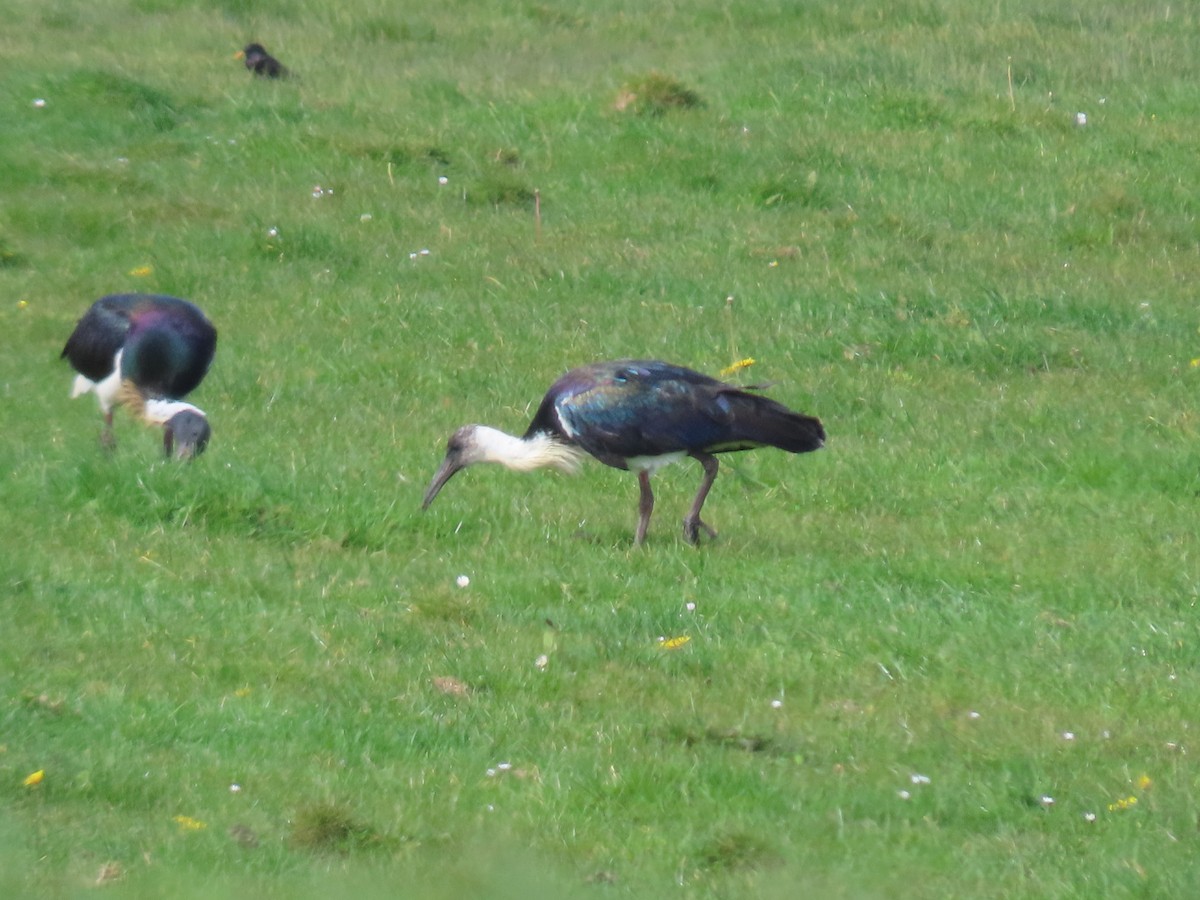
657, 635, 691, 650
719, 357, 756, 378
233, 687, 252, 698
129, 265, 153, 277
173, 815, 207, 831
17, 299, 29, 310
23, 769, 44, 787
1191, 358, 1200, 368
1136, 774, 1152, 790
1107, 795, 1138, 812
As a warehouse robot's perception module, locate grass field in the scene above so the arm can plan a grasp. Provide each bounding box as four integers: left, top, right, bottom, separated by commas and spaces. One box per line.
3, 0, 1200, 896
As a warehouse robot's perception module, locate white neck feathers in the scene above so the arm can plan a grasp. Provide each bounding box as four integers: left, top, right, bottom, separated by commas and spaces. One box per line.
472, 426, 583, 474
142, 399, 203, 426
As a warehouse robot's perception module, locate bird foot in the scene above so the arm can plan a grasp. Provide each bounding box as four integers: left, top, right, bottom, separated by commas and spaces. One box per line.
99, 429, 117, 453
682, 517, 718, 544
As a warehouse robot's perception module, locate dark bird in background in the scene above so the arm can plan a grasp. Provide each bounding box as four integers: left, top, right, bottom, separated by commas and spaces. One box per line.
237, 43, 288, 78
62, 294, 218, 459
423, 360, 825, 544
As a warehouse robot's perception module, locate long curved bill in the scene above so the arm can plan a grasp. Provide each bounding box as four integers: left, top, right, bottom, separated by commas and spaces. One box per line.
422, 456, 463, 509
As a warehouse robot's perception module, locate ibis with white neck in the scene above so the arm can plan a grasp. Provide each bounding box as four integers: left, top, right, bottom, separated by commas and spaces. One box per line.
422, 359, 825, 544
62, 293, 218, 459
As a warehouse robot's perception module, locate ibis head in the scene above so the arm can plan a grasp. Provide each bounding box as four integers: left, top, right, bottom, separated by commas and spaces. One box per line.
141, 398, 211, 460
422, 426, 484, 509
422, 424, 582, 509
163, 408, 211, 460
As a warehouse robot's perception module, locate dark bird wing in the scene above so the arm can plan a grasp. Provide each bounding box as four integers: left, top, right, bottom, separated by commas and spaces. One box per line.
62, 294, 217, 398
61, 294, 141, 381
527, 360, 824, 470
120, 297, 217, 398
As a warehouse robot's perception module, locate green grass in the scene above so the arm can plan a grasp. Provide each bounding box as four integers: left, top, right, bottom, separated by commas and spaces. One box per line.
3, 0, 1200, 896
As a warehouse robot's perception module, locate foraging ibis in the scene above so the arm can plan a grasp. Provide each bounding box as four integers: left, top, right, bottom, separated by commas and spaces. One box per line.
61, 293, 217, 459
422, 359, 825, 544
237, 43, 289, 78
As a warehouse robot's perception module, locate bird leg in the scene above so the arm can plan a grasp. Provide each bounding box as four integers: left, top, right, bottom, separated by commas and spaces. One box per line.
99, 409, 116, 452
635, 470, 655, 545
682, 452, 720, 544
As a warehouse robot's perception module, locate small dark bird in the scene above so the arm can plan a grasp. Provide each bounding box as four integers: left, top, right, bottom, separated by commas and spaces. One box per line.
422, 360, 825, 544
237, 43, 288, 79
62, 294, 218, 459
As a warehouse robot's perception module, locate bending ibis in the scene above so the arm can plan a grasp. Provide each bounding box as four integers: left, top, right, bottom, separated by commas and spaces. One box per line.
62, 293, 218, 459
237, 43, 289, 79
422, 359, 825, 544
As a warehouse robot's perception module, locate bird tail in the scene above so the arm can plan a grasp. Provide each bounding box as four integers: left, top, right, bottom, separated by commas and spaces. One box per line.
70, 374, 96, 399
722, 391, 825, 454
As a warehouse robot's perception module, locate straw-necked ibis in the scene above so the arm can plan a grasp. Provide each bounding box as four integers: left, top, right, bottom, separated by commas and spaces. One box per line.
62, 293, 217, 459
422, 359, 825, 544
237, 43, 288, 79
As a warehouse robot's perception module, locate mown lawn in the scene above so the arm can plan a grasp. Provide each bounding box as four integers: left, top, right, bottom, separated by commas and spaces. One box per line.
2, 1, 1199, 896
